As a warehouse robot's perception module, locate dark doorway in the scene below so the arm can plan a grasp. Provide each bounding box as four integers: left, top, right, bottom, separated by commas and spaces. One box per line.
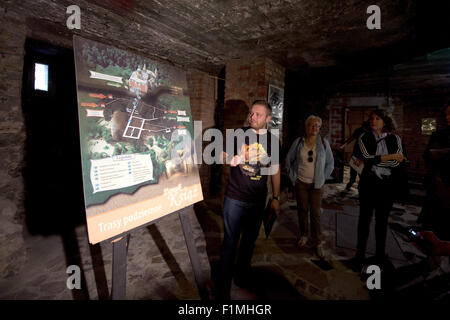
342, 107, 377, 163
22, 38, 85, 235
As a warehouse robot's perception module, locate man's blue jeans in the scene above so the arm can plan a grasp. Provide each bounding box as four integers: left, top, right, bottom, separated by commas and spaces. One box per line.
219, 196, 265, 298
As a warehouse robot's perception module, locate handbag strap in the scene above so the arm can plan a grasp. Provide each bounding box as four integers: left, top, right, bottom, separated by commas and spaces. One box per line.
297, 136, 327, 150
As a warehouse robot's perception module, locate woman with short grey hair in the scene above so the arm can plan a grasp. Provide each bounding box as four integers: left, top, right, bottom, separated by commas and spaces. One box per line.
285, 115, 334, 259
305, 115, 322, 127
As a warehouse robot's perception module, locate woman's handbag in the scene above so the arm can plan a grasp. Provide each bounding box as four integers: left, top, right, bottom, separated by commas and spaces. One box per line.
263, 199, 278, 238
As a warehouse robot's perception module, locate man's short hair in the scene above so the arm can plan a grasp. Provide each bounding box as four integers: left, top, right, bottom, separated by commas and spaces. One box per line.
252, 99, 272, 114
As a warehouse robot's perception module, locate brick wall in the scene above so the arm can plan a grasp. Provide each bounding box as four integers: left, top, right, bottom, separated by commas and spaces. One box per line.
326, 95, 403, 147
0, 8, 29, 278
265, 58, 285, 93
325, 93, 449, 177
401, 94, 448, 175
224, 57, 285, 128
1, 1, 91, 278
186, 69, 217, 198
328, 106, 343, 148
225, 57, 265, 109
187, 69, 216, 129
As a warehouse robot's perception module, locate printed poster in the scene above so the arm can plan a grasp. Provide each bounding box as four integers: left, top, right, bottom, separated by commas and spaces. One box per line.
267, 84, 284, 134
73, 36, 203, 244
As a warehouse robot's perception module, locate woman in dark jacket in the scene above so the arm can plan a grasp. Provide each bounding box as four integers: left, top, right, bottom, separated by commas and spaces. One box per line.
353, 110, 408, 269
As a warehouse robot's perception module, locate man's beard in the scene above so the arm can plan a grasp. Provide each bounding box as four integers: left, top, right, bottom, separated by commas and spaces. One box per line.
250, 120, 267, 131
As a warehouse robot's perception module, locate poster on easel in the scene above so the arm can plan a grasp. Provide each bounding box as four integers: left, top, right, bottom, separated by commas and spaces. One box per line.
73, 36, 203, 244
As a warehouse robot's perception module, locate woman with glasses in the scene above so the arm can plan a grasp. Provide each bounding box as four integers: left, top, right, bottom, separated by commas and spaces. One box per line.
285, 115, 334, 258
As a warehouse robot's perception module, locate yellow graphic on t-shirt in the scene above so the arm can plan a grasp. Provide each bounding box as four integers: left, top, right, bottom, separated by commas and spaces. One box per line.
238, 143, 270, 177
241, 143, 268, 163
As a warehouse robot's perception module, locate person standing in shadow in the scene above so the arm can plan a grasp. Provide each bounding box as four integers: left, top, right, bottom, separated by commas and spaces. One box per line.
353, 110, 408, 270
418, 105, 450, 241
216, 100, 281, 300
285, 115, 334, 259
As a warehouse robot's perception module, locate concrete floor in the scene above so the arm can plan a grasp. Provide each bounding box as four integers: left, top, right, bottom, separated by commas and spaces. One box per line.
1, 167, 448, 300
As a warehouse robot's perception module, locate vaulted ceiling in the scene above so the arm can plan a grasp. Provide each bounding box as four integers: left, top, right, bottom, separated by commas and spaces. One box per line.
7, 0, 450, 75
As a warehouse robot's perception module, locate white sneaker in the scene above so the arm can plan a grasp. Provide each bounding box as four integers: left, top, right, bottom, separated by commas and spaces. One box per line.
297, 236, 308, 248
315, 244, 325, 259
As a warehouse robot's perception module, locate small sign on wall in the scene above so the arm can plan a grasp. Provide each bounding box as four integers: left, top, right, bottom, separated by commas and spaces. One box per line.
267, 84, 284, 134
421, 118, 437, 135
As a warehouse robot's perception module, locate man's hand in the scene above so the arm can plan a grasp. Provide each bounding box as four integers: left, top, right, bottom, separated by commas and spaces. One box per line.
419, 231, 443, 255
222, 151, 242, 167
230, 155, 242, 167
353, 158, 363, 166
415, 230, 450, 256
271, 199, 280, 212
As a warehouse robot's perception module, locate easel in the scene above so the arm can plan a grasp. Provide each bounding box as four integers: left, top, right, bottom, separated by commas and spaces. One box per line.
111, 234, 130, 300
109, 205, 209, 300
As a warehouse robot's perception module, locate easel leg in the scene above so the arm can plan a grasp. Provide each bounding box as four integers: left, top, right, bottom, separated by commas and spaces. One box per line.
178, 207, 210, 300
111, 234, 130, 300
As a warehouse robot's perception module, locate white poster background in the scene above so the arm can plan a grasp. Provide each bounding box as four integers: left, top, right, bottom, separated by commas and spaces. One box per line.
90, 154, 153, 193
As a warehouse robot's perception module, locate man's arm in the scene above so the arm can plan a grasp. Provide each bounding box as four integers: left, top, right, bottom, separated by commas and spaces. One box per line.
222, 151, 241, 167
270, 164, 281, 211
428, 148, 450, 161
419, 231, 450, 256
340, 135, 356, 149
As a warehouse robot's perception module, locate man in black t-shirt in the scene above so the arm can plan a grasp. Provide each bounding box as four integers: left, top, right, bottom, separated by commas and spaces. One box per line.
217, 100, 280, 300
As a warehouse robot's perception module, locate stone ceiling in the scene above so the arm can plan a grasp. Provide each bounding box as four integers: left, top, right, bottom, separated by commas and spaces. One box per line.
5, 0, 450, 74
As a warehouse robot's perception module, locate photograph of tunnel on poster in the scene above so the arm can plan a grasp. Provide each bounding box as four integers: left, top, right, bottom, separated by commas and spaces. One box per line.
73, 36, 203, 244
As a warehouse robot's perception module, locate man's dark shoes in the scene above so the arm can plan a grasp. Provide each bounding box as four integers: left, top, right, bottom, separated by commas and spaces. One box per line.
234, 269, 253, 288
348, 255, 365, 273
214, 285, 230, 301
214, 291, 230, 301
